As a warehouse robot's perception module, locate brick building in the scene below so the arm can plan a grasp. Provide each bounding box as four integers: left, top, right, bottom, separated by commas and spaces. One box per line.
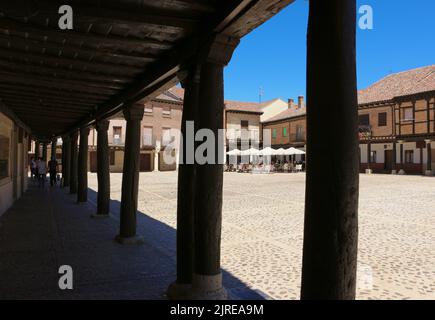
261, 96, 307, 151
87, 87, 184, 172
358, 65, 434, 175
262, 65, 435, 175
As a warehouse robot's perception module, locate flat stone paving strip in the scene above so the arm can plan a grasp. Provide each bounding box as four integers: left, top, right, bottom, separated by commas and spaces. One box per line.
0, 180, 175, 299
89, 171, 435, 300
2, 172, 434, 300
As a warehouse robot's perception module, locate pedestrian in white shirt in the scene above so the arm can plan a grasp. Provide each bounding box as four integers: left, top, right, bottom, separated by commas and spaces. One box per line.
37, 157, 47, 187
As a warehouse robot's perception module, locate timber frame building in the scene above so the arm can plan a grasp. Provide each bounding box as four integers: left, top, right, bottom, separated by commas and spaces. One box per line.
1, 0, 365, 300
262, 65, 435, 176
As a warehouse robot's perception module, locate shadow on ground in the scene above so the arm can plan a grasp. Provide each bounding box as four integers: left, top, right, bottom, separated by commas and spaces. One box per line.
0, 180, 266, 300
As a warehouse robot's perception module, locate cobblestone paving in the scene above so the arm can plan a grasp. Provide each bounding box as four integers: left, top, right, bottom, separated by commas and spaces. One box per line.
89, 172, 435, 300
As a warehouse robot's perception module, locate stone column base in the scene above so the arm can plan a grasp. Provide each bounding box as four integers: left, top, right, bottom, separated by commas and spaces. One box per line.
114, 235, 144, 245
167, 281, 192, 300
90, 213, 110, 219
391, 169, 397, 174
189, 273, 227, 300
365, 169, 372, 174
425, 170, 433, 176
398, 169, 406, 175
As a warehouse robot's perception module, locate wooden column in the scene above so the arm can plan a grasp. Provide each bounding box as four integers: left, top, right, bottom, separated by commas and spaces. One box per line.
191, 34, 239, 300
367, 142, 371, 172
398, 140, 405, 174
51, 138, 57, 161
392, 142, 397, 174
426, 140, 432, 175
12, 125, 18, 199
69, 131, 79, 194
116, 104, 144, 244
42, 143, 47, 162
77, 127, 90, 203
35, 141, 40, 159
93, 120, 110, 217
167, 67, 200, 299
301, 0, 359, 300
62, 135, 71, 187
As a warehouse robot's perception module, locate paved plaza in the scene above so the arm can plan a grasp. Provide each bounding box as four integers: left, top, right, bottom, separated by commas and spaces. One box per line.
88, 171, 435, 300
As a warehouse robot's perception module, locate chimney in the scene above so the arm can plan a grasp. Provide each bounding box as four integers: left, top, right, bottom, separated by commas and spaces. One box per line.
298, 96, 304, 109
288, 98, 294, 109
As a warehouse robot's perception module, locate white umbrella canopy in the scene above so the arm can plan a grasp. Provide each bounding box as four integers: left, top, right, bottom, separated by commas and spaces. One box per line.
227, 149, 241, 156
241, 147, 261, 156
293, 148, 306, 155
260, 147, 279, 156
284, 147, 305, 155
275, 148, 286, 156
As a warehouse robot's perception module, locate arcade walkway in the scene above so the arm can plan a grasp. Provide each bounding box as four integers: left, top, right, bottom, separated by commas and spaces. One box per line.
0, 180, 262, 300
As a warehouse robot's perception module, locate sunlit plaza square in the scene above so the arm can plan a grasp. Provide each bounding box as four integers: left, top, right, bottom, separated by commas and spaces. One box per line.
87, 172, 435, 300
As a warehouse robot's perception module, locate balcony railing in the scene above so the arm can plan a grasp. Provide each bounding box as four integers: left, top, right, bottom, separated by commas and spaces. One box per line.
358, 125, 372, 140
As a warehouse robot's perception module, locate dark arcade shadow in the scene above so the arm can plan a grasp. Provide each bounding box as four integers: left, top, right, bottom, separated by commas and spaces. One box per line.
77, 188, 268, 300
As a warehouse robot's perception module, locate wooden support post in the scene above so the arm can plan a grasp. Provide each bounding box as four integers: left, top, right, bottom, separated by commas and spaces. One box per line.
42, 143, 47, 162
190, 34, 239, 300
116, 104, 144, 244
62, 136, 71, 187
92, 120, 111, 217
167, 67, 200, 299
425, 139, 432, 176
69, 131, 79, 194
77, 127, 90, 202
51, 138, 57, 161
301, 0, 359, 300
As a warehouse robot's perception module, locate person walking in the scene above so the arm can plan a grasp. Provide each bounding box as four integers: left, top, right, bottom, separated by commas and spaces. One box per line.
37, 157, 47, 188
30, 157, 37, 179
48, 157, 58, 187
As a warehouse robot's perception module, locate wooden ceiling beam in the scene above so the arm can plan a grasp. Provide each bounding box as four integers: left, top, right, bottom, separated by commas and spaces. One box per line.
0, 33, 156, 65
0, 17, 173, 50
0, 88, 104, 105
0, 94, 97, 109
0, 71, 124, 91
0, 74, 118, 95
0, 65, 128, 90
0, 58, 134, 84
0, 83, 111, 100
23, 1, 199, 30
0, 47, 142, 76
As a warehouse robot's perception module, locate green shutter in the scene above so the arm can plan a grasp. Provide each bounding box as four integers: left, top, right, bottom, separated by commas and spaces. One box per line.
283, 127, 287, 137
272, 128, 277, 138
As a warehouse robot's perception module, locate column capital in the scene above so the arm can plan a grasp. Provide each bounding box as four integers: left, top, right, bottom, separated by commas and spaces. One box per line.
80, 126, 91, 136
123, 103, 144, 121
70, 130, 79, 140
397, 140, 404, 144
180, 64, 201, 88
199, 34, 240, 66
424, 139, 431, 144
95, 119, 110, 132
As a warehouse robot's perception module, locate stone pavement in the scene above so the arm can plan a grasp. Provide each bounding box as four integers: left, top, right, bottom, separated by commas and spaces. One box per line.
0, 178, 262, 299
1, 172, 434, 300
88, 171, 435, 300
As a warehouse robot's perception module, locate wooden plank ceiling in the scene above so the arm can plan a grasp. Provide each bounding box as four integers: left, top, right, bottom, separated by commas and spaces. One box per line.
0, 0, 294, 139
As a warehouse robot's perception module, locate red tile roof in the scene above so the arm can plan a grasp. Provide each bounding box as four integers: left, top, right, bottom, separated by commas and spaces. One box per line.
224, 100, 263, 114
358, 65, 435, 104
262, 106, 306, 123
167, 86, 185, 100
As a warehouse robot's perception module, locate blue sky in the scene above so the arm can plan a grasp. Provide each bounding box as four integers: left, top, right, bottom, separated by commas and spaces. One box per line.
224, 0, 435, 102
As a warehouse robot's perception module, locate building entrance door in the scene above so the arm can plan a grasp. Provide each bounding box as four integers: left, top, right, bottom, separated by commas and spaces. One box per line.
384, 150, 392, 171
90, 151, 97, 172
140, 153, 151, 172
